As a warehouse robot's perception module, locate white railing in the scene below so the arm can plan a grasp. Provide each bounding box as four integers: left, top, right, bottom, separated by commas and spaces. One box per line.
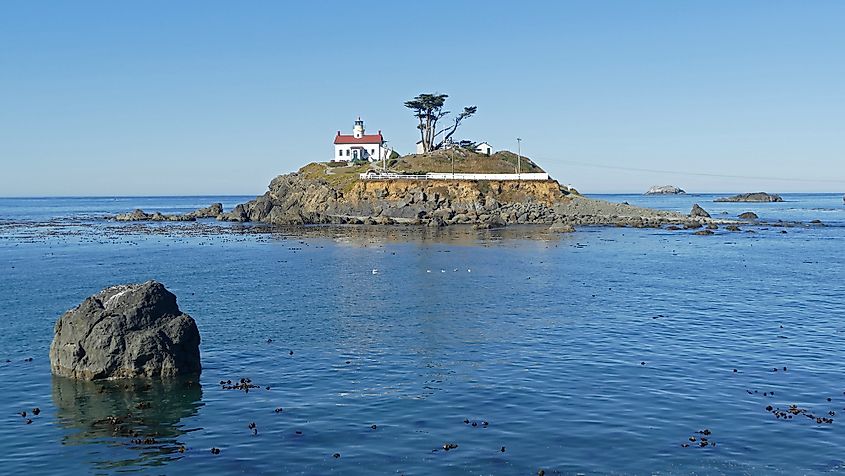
359, 172, 550, 181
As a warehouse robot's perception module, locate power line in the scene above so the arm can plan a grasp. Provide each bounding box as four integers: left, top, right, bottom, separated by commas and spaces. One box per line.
536, 158, 845, 185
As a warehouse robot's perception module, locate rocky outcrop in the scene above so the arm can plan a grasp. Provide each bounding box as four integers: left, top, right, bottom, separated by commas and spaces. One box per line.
115, 209, 192, 222
645, 185, 685, 195
190, 203, 223, 218
219, 170, 730, 229
114, 203, 223, 222
738, 211, 759, 220
715, 192, 783, 203
690, 204, 711, 218
50, 281, 201, 380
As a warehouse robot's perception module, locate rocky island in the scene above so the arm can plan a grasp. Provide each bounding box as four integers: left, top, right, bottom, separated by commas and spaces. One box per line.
645, 185, 685, 195
214, 150, 730, 229
714, 192, 784, 202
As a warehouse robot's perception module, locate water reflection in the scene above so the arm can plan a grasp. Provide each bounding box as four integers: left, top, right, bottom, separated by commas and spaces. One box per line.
51, 376, 203, 471
271, 224, 570, 247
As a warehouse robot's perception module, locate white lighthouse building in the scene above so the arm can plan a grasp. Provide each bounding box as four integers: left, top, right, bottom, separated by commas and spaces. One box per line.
333, 117, 386, 163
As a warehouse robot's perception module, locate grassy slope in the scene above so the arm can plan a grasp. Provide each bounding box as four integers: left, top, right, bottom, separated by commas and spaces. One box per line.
296, 149, 547, 191
391, 150, 544, 174
296, 162, 369, 193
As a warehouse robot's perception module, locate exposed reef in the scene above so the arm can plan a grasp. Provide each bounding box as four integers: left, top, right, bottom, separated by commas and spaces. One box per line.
114, 203, 223, 222
715, 192, 783, 203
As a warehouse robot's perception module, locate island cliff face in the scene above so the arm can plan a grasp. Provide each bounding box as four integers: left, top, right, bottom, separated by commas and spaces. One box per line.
220, 170, 722, 228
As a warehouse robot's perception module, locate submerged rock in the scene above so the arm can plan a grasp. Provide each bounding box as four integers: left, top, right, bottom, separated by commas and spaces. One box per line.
714, 192, 783, 203
50, 281, 201, 380
549, 222, 576, 233
690, 204, 711, 218
645, 185, 685, 195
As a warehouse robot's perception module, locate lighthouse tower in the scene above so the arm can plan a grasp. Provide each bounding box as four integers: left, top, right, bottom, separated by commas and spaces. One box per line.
353, 117, 365, 138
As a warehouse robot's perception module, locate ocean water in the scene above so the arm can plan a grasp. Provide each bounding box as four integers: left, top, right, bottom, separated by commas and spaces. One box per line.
0, 194, 843, 475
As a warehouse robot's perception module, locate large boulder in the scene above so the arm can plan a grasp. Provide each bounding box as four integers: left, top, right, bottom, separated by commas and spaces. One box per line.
645, 185, 685, 195
738, 211, 759, 220
50, 281, 201, 380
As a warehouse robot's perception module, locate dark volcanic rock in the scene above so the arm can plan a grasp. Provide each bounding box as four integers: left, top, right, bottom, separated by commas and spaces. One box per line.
690, 204, 711, 218
50, 281, 201, 380
715, 192, 783, 203
738, 211, 759, 220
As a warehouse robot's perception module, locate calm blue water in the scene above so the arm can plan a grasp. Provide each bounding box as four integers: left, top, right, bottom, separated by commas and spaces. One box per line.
0, 194, 843, 475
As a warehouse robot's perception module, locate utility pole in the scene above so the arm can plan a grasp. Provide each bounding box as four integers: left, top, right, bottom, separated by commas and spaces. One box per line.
516, 137, 522, 179
450, 140, 455, 179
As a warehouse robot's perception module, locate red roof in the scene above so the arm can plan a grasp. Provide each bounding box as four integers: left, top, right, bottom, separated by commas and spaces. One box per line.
334, 133, 383, 145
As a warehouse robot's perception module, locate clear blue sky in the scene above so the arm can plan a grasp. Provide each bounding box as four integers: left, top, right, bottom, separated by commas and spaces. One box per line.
1, 1, 843, 196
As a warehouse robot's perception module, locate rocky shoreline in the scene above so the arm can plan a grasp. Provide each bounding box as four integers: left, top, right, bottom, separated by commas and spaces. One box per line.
205, 169, 736, 230
109, 166, 811, 232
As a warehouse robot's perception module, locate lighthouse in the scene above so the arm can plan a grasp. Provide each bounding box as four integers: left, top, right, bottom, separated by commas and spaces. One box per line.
333, 117, 386, 163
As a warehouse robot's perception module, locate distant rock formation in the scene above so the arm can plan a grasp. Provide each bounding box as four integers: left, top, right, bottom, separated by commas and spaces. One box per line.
690, 204, 711, 218
114, 203, 223, 222
50, 281, 201, 380
714, 192, 783, 203
645, 185, 685, 195
738, 211, 759, 220
114, 209, 194, 222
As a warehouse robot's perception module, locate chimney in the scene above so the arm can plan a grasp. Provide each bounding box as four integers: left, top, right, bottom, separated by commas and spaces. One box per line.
337, 130, 341, 136
378, 130, 381, 135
